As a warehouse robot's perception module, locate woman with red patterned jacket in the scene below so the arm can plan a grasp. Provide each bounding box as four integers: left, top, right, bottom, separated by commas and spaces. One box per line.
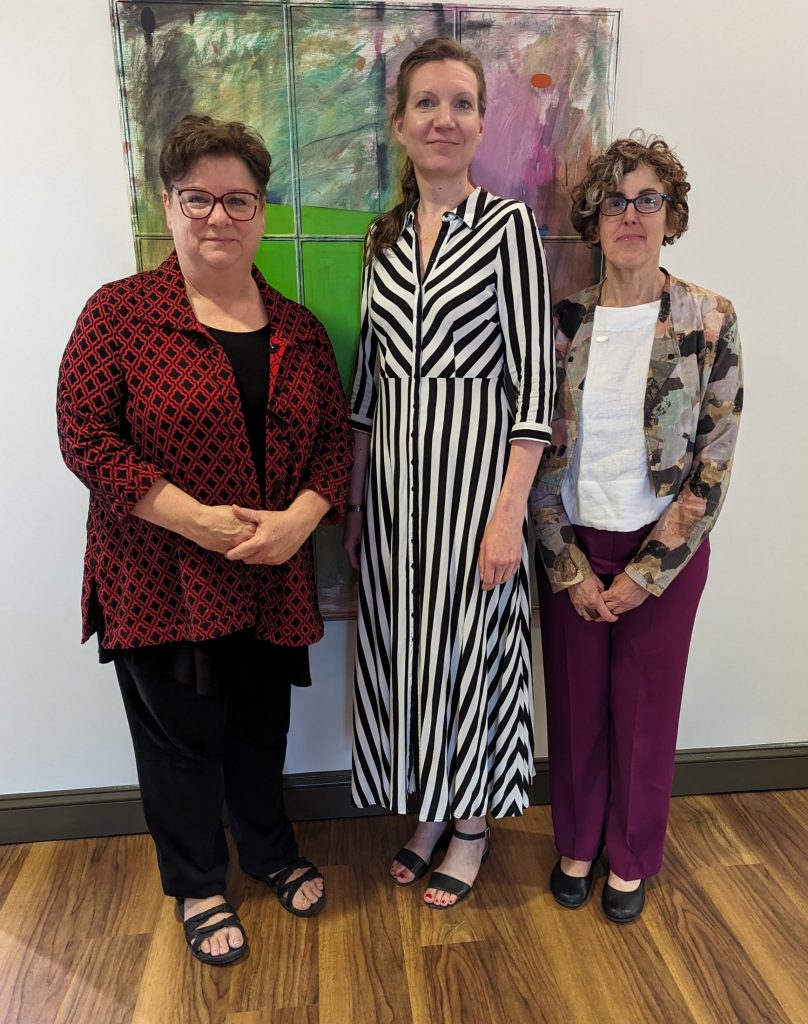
57, 115, 352, 966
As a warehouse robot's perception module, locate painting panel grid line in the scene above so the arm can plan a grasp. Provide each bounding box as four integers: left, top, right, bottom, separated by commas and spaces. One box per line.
112, 0, 620, 616
283, 1, 304, 300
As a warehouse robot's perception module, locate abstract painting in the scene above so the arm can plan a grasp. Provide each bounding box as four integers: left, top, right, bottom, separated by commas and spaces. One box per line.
111, 1, 619, 617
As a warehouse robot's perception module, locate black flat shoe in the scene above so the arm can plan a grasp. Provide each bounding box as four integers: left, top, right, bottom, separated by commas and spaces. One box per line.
601, 878, 645, 923
550, 857, 597, 909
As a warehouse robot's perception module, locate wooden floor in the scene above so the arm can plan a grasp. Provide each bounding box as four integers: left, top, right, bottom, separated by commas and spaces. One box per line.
1, 790, 807, 1024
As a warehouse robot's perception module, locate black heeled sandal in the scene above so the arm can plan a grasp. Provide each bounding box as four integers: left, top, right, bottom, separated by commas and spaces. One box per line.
390, 826, 450, 887
425, 825, 491, 909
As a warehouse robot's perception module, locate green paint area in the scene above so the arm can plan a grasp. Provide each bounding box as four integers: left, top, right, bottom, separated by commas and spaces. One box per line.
302, 241, 362, 392
119, 3, 291, 234
255, 240, 299, 302
265, 204, 295, 234
301, 206, 376, 237
137, 237, 174, 271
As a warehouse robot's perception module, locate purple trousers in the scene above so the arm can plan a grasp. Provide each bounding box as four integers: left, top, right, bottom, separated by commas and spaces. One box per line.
535, 524, 709, 880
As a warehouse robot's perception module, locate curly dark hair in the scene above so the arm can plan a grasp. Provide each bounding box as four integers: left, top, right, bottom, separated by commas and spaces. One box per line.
570, 132, 690, 247
158, 114, 271, 193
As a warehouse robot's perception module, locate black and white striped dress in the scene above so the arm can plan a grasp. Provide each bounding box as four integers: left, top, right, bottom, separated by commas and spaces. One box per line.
350, 188, 554, 821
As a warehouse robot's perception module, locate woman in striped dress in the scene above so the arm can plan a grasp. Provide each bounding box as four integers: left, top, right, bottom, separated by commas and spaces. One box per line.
343, 37, 554, 908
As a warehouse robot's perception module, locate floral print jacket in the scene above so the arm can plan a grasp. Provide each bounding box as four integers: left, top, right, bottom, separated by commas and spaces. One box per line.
529, 272, 743, 596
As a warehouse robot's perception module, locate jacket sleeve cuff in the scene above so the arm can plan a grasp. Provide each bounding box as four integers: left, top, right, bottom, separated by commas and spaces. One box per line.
509, 421, 552, 444
350, 415, 372, 435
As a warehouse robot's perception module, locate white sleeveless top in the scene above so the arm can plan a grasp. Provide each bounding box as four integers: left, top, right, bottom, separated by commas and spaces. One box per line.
561, 300, 675, 531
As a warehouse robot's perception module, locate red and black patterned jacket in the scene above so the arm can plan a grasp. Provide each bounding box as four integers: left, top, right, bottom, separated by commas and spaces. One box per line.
57, 253, 352, 650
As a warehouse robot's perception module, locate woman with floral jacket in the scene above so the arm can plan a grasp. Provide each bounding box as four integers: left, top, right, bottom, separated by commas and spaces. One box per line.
531, 134, 742, 923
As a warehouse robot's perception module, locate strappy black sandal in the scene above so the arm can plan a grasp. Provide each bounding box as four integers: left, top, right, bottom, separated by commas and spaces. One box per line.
425, 825, 491, 909
390, 827, 450, 887
178, 900, 249, 966
266, 857, 326, 918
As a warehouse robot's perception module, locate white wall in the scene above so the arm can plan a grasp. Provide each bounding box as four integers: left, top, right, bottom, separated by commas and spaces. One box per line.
2, 0, 806, 796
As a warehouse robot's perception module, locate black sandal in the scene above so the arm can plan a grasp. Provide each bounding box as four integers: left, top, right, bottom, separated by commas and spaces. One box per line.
426, 826, 491, 909
178, 900, 249, 966
391, 827, 450, 887
266, 857, 326, 918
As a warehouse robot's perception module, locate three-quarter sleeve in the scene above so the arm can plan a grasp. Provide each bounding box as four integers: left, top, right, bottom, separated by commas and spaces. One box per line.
496, 203, 554, 443
57, 289, 164, 516
349, 256, 378, 434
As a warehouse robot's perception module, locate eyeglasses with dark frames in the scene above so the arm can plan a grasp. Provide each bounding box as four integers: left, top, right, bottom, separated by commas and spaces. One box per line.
599, 192, 672, 216
173, 188, 261, 222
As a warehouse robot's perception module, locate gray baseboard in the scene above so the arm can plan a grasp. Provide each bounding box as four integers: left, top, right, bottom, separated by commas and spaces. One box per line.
1, 744, 806, 846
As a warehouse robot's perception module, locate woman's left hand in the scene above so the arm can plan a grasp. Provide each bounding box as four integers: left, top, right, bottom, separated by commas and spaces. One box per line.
602, 572, 650, 615
225, 506, 312, 565
478, 511, 522, 591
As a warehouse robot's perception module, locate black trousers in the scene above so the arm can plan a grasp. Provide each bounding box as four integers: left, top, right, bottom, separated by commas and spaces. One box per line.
115, 649, 299, 897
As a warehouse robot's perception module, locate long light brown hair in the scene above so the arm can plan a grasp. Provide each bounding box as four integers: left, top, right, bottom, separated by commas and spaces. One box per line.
365, 37, 486, 265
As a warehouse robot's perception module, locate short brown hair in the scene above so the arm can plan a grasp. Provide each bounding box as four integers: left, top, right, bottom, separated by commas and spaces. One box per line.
158, 114, 271, 193
570, 132, 690, 247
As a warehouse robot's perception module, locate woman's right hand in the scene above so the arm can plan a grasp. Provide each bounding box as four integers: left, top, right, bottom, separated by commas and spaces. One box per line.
189, 504, 257, 554
567, 576, 618, 623
342, 511, 363, 570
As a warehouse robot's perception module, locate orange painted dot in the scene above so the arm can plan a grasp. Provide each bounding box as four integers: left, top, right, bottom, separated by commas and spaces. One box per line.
530, 73, 553, 89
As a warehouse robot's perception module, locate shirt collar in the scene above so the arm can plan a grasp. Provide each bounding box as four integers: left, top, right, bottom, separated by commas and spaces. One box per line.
136, 251, 278, 334
404, 186, 485, 233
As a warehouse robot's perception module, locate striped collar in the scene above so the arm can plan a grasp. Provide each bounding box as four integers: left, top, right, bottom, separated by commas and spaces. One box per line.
404, 185, 486, 232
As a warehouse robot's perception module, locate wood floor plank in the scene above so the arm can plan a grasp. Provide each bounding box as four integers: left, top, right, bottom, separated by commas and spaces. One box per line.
646, 869, 792, 1024
664, 794, 760, 881
696, 862, 808, 1022
130, 898, 236, 1024
0, 839, 160, 1024
393, 813, 555, 1023
717, 791, 808, 904
0, 843, 28, 914
396, 879, 483, 1024
51, 934, 150, 1024
317, 862, 411, 1024
270, 1009, 320, 1024
226, 1011, 318, 1024
2, 791, 807, 1024
483, 859, 692, 1024
774, 786, 808, 816
419, 939, 510, 1023
460, 825, 578, 1022
225, 874, 318, 1015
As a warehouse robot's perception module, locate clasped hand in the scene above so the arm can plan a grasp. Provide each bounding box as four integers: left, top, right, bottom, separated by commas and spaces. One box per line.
567, 572, 650, 622
191, 505, 309, 564
224, 506, 309, 565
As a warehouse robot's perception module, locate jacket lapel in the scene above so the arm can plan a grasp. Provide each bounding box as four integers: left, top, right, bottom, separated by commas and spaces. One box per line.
564, 285, 599, 418
644, 274, 679, 408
